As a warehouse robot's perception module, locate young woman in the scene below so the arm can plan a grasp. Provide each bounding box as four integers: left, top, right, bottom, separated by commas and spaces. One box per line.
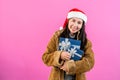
42, 8, 95, 80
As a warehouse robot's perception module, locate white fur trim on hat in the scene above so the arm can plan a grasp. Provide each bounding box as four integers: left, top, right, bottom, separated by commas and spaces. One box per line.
67, 11, 87, 23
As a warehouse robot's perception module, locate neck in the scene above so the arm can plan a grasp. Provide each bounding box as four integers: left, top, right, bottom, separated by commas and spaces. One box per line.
69, 33, 75, 38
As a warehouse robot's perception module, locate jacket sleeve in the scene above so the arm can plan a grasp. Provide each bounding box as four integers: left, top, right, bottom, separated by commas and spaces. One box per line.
75, 40, 95, 73
66, 40, 95, 74
42, 31, 63, 68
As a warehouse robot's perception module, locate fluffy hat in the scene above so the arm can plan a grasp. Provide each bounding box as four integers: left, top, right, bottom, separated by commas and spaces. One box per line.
60, 8, 87, 29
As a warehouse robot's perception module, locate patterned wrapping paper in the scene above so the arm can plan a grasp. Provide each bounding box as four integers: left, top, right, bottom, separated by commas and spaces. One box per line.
58, 37, 84, 61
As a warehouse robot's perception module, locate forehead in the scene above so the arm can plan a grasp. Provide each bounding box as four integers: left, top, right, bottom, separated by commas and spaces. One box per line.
69, 17, 83, 22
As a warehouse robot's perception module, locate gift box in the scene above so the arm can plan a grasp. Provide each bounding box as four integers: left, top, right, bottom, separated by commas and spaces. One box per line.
58, 37, 84, 61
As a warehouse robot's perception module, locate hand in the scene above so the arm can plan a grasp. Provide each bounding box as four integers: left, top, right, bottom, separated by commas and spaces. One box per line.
60, 60, 76, 75
60, 61, 69, 72
60, 51, 71, 61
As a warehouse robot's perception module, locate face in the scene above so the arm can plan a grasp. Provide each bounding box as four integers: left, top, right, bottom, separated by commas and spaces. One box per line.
68, 17, 83, 34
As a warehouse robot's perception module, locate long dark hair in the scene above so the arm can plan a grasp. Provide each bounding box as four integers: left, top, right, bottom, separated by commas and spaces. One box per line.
60, 21, 87, 51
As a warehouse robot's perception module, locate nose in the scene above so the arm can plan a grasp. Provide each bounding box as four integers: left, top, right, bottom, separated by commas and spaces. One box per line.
74, 22, 78, 27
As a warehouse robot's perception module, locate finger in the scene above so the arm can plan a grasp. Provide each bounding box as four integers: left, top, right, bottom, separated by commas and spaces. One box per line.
65, 55, 71, 59
60, 66, 64, 69
67, 53, 71, 56
65, 57, 70, 60
60, 67, 63, 69
60, 67, 65, 71
61, 68, 66, 71
66, 54, 71, 57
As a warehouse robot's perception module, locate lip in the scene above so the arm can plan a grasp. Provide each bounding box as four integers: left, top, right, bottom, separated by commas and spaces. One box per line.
71, 29, 76, 32
72, 27, 77, 31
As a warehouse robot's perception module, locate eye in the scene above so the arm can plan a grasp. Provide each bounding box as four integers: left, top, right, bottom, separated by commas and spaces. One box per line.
78, 21, 82, 24
72, 19, 76, 22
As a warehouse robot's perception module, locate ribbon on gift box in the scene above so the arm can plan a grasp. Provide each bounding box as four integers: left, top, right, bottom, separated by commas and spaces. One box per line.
58, 37, 84, 61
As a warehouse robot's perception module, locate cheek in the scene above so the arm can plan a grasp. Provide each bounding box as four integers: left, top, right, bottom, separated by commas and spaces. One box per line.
76, 28, 81, 32
77, 25, 82, 29
68, 23, 72, 28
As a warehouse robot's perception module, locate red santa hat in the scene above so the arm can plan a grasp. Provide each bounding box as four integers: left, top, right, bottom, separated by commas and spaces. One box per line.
60, 8, 87, 30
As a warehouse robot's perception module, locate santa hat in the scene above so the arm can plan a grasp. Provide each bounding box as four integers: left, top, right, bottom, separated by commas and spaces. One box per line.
60, 8, 87, 30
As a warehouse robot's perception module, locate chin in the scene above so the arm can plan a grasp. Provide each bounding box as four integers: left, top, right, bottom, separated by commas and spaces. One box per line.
70, 30, 77, 34
71, 32, 76, 34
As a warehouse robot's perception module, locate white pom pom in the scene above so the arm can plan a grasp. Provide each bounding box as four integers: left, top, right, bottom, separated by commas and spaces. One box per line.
59, 26, 63, 30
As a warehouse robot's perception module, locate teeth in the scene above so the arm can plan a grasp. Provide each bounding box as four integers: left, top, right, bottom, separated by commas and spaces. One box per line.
72, 29, 76, 30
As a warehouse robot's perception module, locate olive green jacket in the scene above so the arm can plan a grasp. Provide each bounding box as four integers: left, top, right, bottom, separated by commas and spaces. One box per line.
42, 30, 95, 80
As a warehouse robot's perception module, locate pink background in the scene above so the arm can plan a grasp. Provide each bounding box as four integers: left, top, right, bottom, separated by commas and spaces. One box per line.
0, 0, 120, 80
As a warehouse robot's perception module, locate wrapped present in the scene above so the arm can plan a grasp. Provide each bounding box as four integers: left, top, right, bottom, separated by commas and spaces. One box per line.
58, 37, 84, 61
